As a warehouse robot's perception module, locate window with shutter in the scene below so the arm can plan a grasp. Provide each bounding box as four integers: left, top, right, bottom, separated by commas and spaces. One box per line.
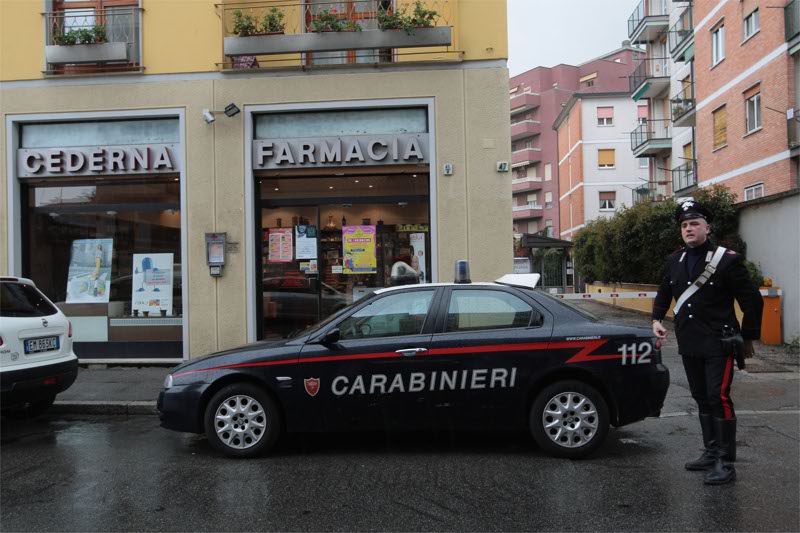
713, 106, 727, 149
598, 149, 615, 168
599, 191, 616, 210
638, 105, 648, 125
597, 107, 614, 126
544, 163, 552, 181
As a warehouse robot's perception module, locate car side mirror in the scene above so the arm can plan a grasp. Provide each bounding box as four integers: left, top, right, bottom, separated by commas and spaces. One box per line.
320, 328, 341, 348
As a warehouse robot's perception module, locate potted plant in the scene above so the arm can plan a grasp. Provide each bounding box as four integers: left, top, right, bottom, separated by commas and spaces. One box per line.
378, 1, 438, 35
261, 7, 286, 34
231, 9, 259, 37
46, 23, 127, 64
311, 8, 362, 33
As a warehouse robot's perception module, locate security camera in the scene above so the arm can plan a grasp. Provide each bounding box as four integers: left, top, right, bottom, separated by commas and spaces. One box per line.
202, 109, 215, 124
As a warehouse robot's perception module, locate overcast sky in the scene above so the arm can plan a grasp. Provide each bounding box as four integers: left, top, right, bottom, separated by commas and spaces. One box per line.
507, 0, 642, 77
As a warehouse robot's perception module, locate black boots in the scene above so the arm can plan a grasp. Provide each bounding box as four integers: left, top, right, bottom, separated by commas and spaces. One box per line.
685, 414, 717, 471
704, 417, 737, 485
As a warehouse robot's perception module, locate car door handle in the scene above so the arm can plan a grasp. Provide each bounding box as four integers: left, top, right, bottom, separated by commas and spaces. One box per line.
396, 348, 428, 357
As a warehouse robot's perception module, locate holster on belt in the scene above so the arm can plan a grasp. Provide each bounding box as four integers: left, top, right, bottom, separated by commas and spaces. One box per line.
721, 326, 746, 370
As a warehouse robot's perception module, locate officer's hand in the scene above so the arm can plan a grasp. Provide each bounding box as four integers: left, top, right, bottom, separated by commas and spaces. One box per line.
743, 339, 755, 359
652, 320, 668, 339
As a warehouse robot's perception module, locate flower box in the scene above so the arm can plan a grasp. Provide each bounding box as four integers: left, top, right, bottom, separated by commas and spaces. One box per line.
223, 26, 451, 57
45, 42, 128, 64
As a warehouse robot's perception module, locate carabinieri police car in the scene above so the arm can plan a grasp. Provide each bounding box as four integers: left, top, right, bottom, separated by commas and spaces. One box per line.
158, 267, 669, 459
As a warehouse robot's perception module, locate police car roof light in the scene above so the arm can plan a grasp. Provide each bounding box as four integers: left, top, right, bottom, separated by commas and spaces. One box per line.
454, 260, 471, 284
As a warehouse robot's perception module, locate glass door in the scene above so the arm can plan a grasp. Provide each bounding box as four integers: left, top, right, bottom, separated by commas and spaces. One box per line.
261, 206, 321, 339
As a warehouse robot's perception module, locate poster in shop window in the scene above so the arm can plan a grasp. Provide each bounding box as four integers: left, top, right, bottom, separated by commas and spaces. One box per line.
268, 228, 293, 263
342, 225, 377, 274
295, 225, 318, 260
66, 238, 114, 303
409, 233, 427, 283
132, 253, 174, 316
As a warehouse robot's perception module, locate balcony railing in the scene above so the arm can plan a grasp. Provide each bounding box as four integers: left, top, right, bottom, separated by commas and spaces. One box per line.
44, 7, 142, 75
668, 8, 693, 57
670, 83, 695, 124
634, 181, 669, 205
628, 0, 669, 40
631, 119, 672, 152
219, 1, 457, 70
629, 57, 670, 94
787, 0, 800, 42
671, 161, 697, 192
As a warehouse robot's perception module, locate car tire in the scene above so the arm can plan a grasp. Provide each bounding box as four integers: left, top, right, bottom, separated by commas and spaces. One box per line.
2, 394, 56, 420
530, 380, 609, 459
203, 383, 281, 458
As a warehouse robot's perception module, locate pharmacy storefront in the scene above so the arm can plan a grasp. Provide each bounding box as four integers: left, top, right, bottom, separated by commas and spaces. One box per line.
7, 111, 187, 361
246, 102, 436, 340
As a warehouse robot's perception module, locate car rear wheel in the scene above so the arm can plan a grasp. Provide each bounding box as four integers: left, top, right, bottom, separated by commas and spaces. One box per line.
203, 383, 281, 458
530, 380, 609, 459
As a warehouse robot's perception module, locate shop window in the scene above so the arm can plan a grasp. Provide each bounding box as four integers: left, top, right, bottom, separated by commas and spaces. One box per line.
598, 149, 615, 168
599, 191, 616, 210
745, 91, 762, 133
743, 9, 759, 42
597, 107, 614, 126
744, 183, 764, 201
713, 105, 728, 149
712, 23, 725, 66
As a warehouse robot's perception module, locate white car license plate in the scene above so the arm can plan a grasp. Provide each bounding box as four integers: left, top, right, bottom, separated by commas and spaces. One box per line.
24, 336, 60, 354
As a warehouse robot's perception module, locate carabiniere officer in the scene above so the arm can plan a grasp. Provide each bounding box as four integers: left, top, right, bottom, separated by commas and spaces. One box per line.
651, 200, 763, 485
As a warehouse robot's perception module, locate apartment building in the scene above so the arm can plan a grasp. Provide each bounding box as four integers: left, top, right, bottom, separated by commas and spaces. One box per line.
1, 0, 512, 361
554, 93, 650, 240
509, 45, 642, 239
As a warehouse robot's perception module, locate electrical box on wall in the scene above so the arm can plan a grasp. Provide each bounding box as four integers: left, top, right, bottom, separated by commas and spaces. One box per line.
205, 232, 227, 277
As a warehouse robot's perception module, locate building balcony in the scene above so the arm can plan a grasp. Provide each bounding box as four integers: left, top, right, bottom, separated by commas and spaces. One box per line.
786, 0, 800, 48
671, 161, 697, 193
43, 7, 142, 76
633, 182, 669, 205
671, 83, 695, 127
789, 113, 800, 155
511, 148, 542, 167
219, 1, 457, 70
510, 92, 541, 116
630, 58, 671, 100
628, 0, 670, 44
512, 177, 543, 193
512, 203, 544, 220
668, 8, 694, 62
511, 120, 541, 140
631, 119, 672, 157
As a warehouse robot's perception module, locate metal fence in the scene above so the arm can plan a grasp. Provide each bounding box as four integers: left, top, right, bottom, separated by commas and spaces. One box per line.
629, 57, 670, 93
631, 119, 672, 152
670, 83, 695, 122
671, 161, 697, 193
668, 7, 693, 54
628, 0, 668, 38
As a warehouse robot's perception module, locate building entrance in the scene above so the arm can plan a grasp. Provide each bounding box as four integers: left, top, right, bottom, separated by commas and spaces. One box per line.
257, 173, 431, 339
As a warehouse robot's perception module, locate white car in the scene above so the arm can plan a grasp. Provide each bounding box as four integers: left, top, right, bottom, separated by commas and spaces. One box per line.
1, 277, 78, 418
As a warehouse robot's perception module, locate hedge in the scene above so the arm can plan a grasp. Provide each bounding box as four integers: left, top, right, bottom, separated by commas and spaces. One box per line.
573, 185, 762, 285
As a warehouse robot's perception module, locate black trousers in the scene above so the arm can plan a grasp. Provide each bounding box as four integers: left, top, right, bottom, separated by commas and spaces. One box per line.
682, 354, 736, 420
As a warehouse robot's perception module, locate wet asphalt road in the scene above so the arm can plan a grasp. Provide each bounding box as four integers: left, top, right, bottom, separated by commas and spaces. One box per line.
2, 302, 799, 532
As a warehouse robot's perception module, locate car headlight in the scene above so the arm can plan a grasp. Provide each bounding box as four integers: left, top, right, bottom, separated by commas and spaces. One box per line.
163, 374, 173, 389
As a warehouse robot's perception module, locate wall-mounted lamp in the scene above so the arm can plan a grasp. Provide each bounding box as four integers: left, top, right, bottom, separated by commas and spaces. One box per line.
202, 103, 241, 124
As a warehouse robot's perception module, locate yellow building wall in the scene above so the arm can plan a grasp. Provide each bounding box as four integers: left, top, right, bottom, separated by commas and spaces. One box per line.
0, 0, 508, 81
0, 66, 512, 357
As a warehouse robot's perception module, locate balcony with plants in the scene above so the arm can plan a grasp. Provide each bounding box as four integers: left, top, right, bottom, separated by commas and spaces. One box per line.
668, 7, 693, 62
628, 0, 669, 45
219, 1, 456, 70
670, 82, 695, 128
44, 7, 142, 75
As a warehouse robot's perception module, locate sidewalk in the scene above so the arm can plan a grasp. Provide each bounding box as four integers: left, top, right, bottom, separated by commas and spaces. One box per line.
50, 302, 797, 416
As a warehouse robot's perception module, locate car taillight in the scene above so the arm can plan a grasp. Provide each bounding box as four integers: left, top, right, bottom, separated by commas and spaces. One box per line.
68, 321, 73, 338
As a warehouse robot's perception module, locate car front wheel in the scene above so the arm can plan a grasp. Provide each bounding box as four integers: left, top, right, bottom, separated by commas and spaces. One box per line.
203, 383, 281, 458
530, 380, 609, 459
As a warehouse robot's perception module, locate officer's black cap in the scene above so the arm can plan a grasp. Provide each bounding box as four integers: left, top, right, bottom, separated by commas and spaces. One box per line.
676, 199, 713, 223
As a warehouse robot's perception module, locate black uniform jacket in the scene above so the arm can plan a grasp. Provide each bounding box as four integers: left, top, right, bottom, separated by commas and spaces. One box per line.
652, 242, 764, 357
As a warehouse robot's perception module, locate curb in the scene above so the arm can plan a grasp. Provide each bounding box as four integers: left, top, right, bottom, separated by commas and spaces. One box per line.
52, 400, 157, 415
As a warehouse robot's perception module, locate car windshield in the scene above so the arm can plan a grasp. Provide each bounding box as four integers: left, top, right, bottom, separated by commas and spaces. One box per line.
533, 289, 600, 322
0, 282, 59, 318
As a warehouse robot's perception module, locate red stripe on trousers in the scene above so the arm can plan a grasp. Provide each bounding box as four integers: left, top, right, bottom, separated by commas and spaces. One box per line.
720, 355, 734, 419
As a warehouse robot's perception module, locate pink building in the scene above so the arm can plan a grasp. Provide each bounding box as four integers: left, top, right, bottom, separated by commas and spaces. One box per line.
509, 43, 644, 238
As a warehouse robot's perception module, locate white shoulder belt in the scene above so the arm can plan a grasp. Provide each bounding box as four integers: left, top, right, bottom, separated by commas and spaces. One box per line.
673, 246, 727, 315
